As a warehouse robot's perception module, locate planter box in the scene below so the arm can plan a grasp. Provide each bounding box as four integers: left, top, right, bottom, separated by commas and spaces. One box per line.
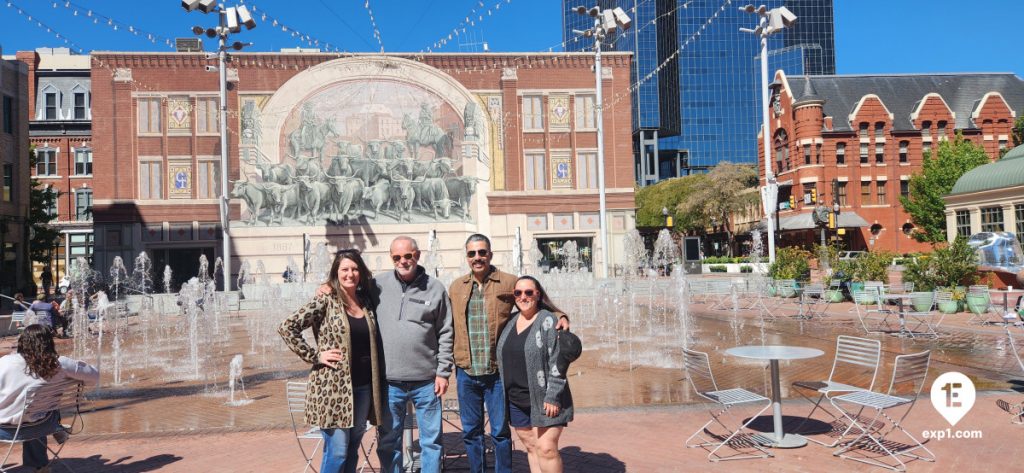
701, 263, 767, 274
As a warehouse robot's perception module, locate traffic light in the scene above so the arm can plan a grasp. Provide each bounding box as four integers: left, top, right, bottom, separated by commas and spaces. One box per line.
810, 188, 817, 204
789, 195, 796, 209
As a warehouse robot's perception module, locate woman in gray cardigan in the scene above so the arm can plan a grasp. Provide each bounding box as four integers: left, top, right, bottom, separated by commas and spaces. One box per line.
496, 275, 573, 473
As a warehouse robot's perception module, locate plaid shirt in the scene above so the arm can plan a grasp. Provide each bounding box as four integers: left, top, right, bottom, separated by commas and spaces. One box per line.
465, 280, 493, 376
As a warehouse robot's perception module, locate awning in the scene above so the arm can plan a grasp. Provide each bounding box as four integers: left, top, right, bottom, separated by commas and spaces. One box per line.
777, 211, 869, 231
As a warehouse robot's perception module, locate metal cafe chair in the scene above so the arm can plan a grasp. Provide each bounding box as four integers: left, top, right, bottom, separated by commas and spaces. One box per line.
0, 379, 86, 473
791, 335, 882, 447
830, 350, 934, 472
286, 381, 323, 473
794, 283, 826, 319
682, 349, 774, 462
904, 292, 939, 339
852, 289, 893, 335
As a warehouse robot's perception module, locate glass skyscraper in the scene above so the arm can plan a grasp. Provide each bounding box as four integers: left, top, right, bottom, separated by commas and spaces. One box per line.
563, 0, 835, 184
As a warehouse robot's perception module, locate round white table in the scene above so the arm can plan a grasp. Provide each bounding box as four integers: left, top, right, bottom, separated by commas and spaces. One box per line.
725, 345, 824, 448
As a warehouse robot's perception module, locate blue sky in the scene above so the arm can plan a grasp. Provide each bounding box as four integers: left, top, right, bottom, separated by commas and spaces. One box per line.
1, 0, 1021, 76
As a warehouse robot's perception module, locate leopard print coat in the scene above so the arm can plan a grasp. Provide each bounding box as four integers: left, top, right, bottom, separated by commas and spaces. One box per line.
279, 293, 386, 429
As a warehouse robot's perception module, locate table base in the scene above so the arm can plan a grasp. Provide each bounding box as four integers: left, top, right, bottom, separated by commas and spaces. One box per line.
760, 432, 809, 448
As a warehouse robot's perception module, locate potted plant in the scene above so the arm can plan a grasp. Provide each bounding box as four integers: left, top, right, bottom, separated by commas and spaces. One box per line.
768, 247, 811, 298
937, 287, 965, 314
965, 288, 991, 315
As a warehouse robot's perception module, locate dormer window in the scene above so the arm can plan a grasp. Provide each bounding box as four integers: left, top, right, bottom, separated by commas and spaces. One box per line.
45, 93, 58, 120
74, 92, 87, 119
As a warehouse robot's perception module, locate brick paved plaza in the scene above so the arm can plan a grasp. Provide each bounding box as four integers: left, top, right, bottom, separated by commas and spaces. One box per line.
2, 285, 1023, 472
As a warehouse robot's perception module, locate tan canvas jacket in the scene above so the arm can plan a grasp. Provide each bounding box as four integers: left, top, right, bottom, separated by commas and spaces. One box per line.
448, 267, 517, 372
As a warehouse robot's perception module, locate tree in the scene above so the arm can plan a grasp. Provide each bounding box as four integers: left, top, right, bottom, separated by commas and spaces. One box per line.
899, 135, 989, 243
676, 162, 759, 257
1013, 115, 1024, 147
27, 145, 60, 264
634, 174, 707, 231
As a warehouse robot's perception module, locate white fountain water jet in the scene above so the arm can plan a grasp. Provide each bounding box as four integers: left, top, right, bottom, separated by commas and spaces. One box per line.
623, 229, 649, 279
528, 239, 544, 275
652, 229, 678, 276
163, 265, 173, 294
226, 354, 252, 406
512, 227, 524, 276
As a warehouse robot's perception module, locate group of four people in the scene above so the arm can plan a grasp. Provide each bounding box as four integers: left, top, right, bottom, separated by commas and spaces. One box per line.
278, 233, 575, 473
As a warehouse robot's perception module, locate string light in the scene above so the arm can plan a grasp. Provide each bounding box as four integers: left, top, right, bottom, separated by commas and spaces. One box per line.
5, 1, 84, 53
363, 0, 385, 52
239, 1, 348, 54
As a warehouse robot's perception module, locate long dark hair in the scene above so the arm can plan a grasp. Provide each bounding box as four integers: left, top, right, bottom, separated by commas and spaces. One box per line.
514, 276, 563, 315
326, 249, 376, 309
18, 325, 60, 380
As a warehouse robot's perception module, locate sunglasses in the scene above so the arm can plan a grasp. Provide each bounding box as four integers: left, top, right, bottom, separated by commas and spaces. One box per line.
466, 249, 490, 258
391, 253, 416, 262
513, 289, 537, 298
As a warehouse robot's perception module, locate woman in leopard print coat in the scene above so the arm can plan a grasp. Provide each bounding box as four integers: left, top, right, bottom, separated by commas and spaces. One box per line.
279, 249, 386, 473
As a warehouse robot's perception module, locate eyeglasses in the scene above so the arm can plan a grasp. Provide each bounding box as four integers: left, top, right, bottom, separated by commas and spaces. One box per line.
513, 289, 537, 298
466, 249, 490, 258
391, 253, 416, 262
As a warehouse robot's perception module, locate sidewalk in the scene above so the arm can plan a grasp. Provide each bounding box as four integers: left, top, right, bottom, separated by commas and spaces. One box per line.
15, 391, 1021, 472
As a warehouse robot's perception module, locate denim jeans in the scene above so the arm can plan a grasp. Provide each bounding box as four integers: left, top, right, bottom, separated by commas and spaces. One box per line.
377, 380, 442, 473
320, 384, 372, 473
0, 411, 61, 469
456, 368, 512, 473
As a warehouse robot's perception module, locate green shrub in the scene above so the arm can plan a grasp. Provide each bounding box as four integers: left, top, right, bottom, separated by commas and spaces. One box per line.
768, 247, 812, 281
852, 251, 895, 283
739, 265, 753, 273
709, 265, 727, 273
902, 237, 979, 291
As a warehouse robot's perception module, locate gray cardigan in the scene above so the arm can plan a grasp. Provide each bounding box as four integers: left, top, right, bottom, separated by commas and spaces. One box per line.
496, 309, 574, 427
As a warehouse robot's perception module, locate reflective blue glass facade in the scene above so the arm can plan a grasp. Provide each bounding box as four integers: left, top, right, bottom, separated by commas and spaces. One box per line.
562, 0, 834, 183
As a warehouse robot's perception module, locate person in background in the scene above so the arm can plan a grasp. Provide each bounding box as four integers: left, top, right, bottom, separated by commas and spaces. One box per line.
447, 234, 570, 473
28, 295, 55, 331
0, 324, 100, 472
40, 268, 52, 297
496, 276, 573, 473
13, 293, 30, 312
279, 249, 387, 473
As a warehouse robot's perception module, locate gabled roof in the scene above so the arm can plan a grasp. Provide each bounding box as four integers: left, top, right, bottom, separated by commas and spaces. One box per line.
788, 73, 1024, 132
950, 144, 1024, 195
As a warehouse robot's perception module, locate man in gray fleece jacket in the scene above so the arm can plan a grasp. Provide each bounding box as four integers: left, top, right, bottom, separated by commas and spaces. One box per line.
374, 236, 453, 473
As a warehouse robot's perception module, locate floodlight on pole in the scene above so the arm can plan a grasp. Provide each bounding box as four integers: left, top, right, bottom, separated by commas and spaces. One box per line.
573, 5, 631, 279
183, 1, 256, 292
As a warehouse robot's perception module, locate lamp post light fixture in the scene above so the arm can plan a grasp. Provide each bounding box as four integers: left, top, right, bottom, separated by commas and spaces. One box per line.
183, 0, 256, 291
573, 4, 631, 278
740, 4, 796, 265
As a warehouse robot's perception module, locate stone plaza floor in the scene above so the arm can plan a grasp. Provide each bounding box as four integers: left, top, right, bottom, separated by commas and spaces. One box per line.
1, 286, 1022, 472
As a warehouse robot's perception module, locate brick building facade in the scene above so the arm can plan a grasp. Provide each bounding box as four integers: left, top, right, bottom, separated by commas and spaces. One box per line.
15, 47, 93, 281
90, 52, 636, 286
758, 70, 1024, 254
0, 48, 30, 296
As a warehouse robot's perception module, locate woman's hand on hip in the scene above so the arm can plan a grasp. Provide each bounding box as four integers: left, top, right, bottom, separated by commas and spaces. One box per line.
318, 348, 344, 369
543, 402, 560, 417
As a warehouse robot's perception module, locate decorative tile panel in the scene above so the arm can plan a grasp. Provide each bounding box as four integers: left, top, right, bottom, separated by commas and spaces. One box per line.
527, 214, 548, 231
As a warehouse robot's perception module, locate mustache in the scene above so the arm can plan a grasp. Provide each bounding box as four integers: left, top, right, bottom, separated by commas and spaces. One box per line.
471, 259, 487, 264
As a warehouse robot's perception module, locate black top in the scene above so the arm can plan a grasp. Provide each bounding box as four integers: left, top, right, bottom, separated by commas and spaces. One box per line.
500, 323, 532, 410
348, 313, 372, 387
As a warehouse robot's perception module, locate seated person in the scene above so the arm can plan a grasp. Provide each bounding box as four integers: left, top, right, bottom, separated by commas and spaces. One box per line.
0, 325, 99, 472
28, 295, 55, 329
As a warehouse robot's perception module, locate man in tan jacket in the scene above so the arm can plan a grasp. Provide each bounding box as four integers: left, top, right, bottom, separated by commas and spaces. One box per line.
448, 234, 568, 473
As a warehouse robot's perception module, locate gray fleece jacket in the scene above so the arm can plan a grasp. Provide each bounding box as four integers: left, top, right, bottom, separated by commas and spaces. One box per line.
373, 267, 454, 382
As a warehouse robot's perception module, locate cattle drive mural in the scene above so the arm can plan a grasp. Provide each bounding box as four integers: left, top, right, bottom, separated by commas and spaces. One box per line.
233, 79, 487, 226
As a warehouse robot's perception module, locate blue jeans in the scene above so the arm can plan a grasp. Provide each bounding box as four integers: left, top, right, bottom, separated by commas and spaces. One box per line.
377, 380, 442, 473
321, 384, 372, 473
0, 411, 61, 469
456, 368, 512, 473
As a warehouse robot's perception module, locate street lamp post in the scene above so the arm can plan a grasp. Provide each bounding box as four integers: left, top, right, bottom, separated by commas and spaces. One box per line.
573, 5, 631, 278
740, 4, 797, 264
183, 0, 256, 291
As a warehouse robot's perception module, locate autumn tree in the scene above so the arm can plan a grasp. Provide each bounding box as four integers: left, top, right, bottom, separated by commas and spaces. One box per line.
676, 162, 759, 257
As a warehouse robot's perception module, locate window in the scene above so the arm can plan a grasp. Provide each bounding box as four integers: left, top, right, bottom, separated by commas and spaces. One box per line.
35, 149, 57, 176
44, 188, 58, 217
140, 161, 162, 199
874, 122, 884, 138
921, 120, 931, 138
1016, 204, 1024, 244
73, 92, 87, 119
574, 94, 596, 129
44, 92, 58, 120
2, 95, 12, 134
937, 120, 948, 139
803, 144, 811, 165
2, 164, 12, 201
815, 144, 821, 164
900, 179, 909, 198
955, 210, 971, 237
523, 152, 545, 190
859, 143, 868, 164
835, 143, 845, 164
922, 141, 931, 154
803, 183, 816, 204
876, 180, 887, 205
875, 143, 884, 164
980, 206, 1003, 232
74, 188, 93, 221
196, 97, 219, 133
837, 182, 847, 206
576, 152, 597, 189
860, 181, 872, 205
74, 149, 92, 175
899, 141, 909, 163
197, 161, 220, 198
859, 122, 868, 138
138, 98, 162, 133
521, 95, 543, 131
1000, 140, 1009, 152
